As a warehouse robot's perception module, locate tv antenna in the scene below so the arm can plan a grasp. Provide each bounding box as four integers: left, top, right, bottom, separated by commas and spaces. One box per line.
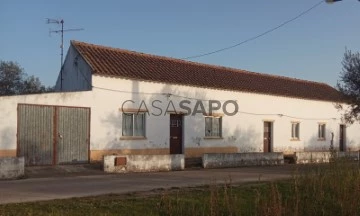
46, 18, 84, 69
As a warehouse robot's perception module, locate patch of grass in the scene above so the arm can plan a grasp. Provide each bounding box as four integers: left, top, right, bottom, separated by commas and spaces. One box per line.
1, 160, 360, 215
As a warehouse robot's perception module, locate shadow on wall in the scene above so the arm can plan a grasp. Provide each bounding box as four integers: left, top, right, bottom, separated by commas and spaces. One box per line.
161, 85, 267, 154
186, 117, 262, 154
98, 81, 266, 155
346, 138, 360, 151
304, 128, 333, 152
162, 85, 252, 153
101, 112, 122, 148
231, 126, 262, 152
149, 84, 210, 152
99, 83, 196, 151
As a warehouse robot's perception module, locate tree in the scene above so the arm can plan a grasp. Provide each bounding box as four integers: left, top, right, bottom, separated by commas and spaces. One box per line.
337, 49, 360, 124
0, 60, 53, 96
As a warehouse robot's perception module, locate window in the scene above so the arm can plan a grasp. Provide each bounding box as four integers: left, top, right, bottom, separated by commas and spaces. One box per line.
205, 116, 222, 137
318, 123, 326, 140
122, 113, 145, 137
291, 122, 300, 140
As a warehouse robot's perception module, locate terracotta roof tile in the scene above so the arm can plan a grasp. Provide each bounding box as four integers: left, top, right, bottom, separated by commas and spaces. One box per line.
71, 40, 343, 102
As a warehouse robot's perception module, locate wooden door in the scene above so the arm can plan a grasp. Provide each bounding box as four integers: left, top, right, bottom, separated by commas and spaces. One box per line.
339, 124, 346, 152
263, 122, 272, 153
170, 114, 183, 154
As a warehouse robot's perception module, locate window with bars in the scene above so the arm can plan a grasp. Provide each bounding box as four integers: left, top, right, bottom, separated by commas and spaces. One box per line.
122, 113, 146, 137
205, 116, 222, 137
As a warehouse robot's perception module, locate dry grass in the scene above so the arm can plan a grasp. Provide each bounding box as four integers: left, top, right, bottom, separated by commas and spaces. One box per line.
1, 158, 359, 215
256, 160, 360, 216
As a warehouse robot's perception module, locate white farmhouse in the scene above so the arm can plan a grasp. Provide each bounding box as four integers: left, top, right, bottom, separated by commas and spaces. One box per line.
0, 40, 359, 166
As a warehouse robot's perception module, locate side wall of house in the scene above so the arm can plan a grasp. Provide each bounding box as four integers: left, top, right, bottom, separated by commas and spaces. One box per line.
54, 45, 92, 92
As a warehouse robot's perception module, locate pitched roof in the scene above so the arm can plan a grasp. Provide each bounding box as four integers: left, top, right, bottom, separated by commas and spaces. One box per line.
71, 40, 343, 102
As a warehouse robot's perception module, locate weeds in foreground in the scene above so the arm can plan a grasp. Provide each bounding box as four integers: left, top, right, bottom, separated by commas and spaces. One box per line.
155, 158, 360, 216
1, 158, 359, 215
256, 159, 360, 216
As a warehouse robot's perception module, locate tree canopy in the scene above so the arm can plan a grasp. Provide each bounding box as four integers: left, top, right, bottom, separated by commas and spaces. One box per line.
337, 49, 360, 124
0, 60, 53, 96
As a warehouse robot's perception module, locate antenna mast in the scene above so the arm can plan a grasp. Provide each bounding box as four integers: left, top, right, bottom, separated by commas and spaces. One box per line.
46, 18, 84, 90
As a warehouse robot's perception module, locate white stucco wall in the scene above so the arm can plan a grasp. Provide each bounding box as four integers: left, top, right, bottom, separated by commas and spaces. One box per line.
90, 75, 360, 154
1, 75, 360, 159
103, 155, 185, 173
54, 45, 92, 92
0, 92, 94, 153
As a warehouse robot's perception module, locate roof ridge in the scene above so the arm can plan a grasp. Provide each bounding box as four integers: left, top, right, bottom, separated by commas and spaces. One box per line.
70, 40, 330, 87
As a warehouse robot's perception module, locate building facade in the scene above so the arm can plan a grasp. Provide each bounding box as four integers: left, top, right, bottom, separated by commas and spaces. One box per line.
0, 40, 359, 165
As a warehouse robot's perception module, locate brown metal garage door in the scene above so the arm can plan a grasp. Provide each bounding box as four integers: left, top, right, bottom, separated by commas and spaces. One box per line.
17, 104, 90, 166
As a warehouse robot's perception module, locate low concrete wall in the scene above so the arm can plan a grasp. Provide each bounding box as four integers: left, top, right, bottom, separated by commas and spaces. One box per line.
295, 151, 360, 164
202, 152, 284, 169
295, 152, 331, 164
337, 151, 360, 161
103, 154, 185, 173
0, 157, 25, 180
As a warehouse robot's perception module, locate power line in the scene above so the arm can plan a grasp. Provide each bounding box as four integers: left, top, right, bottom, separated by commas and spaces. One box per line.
93, 86, 233, 102
96, 84, 337, 119
237, 111, 337, 121
181, 0, 324, 60
94, 85, 337, 120
96, 83, 337, 119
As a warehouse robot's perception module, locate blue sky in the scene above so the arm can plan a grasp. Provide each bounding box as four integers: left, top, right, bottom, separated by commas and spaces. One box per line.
0, 0, 359, 87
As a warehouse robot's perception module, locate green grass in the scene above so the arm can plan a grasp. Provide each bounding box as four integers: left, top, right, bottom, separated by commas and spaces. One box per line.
1, 160, 360, 216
